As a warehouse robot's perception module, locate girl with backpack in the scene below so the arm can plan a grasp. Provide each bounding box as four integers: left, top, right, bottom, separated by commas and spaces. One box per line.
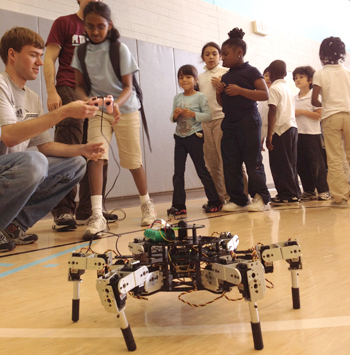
71, 1, 157, 239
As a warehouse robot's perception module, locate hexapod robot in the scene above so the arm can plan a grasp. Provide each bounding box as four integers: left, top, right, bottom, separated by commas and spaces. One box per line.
68, 219, 302, 351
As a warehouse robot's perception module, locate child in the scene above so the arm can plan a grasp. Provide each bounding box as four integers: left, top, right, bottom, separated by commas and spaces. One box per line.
168, 65, 222, 215
258, 67, 271, 151
216, 28, 270, 213
198, 42, 248, 205
293, 66, 330, 201
71, 2, 157, 239
267, 60, 300, 205
312, 36, 350, 208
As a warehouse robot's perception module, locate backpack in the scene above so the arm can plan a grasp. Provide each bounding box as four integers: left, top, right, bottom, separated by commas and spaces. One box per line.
77, 40, 152, 151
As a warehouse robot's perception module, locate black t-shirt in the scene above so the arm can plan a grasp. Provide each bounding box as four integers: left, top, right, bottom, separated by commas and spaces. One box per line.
220, 62, 263, 129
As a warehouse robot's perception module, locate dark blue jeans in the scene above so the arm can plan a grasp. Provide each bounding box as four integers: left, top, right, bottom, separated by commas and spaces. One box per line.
221, 120, 270, 206
172, 133, 220, 209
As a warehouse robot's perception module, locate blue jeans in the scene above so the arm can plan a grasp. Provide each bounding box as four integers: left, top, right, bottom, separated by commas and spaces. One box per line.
0, 151, 86, 230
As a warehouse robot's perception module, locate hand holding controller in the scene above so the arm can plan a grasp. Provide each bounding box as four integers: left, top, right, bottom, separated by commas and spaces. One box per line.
88, 95, 114, 114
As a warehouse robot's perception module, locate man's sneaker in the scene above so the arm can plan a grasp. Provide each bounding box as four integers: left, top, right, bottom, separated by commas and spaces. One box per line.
141, 200, 157, 226
300, 191, 317, 201
330, 199, 348, 208
52, 213, 77, 231
247, 194, 269, 212
2, 221, 38, 245
76, 212, 118, 226
318, 191, 331, 201
167, 206, 187, 216
204, 202, 222, 213
271, 196, 300, 206
221, 202, 246, 212
82, 214, 107, 241
0, 231, 16, 252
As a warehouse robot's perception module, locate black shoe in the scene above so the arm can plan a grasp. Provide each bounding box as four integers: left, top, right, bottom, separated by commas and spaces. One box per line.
271, 196, 300, 205
2, 221, 38, 245
52, 213, 77, 231
167, 207, 187, 216
204, 202, 223, 213
103, 212, 118, 222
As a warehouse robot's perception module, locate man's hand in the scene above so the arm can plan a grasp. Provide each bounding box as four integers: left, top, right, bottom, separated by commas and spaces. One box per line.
64, 100, 99, 119
225, 84, 241, 96
47, 92, 62, 112
81, 142, 105, 161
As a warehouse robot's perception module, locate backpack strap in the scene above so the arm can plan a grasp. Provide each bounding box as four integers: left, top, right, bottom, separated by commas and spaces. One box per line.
77, 42, 92, 96
109, 40, 152, 152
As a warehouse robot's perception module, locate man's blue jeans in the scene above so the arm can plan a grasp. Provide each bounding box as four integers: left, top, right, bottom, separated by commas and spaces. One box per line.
0, 151, 86, 230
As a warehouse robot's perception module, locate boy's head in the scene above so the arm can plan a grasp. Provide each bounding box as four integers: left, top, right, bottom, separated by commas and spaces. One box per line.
292, 66, 315, 90
0, 27, 44, 65
263, 67, 271, 88
268, 60, 287, 83
319, 36, 346, 65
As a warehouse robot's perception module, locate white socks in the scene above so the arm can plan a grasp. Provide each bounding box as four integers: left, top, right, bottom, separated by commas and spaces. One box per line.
91, 195, 103, 217
140, 193, 150, 205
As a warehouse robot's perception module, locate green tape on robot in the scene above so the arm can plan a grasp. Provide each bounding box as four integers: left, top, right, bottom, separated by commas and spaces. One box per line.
144, 228, 175, 243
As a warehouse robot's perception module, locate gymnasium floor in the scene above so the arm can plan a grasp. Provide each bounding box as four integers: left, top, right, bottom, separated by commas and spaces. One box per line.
1, 192, 350, 355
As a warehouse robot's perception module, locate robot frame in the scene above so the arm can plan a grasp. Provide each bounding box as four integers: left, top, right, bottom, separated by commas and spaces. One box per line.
68, 219, 302, 352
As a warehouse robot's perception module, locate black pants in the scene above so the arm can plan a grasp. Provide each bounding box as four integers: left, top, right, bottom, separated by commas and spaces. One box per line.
51, 86, 107, 219
221, 120, 270, 206
172, 133, 220, 209
269, 127, 300, 199
297, 134, 329, 193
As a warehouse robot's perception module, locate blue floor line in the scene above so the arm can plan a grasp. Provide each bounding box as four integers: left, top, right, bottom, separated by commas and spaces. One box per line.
0, 242, 91, 279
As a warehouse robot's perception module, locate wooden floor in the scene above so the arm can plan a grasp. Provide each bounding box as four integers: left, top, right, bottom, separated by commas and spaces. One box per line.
1, 192, 350, 355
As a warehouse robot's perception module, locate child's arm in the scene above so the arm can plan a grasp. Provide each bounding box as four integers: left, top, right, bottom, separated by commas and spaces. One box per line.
311, 85, 322, 107
216, 82, 226, 107
75, 69, 89, 102
113, 73, 134, 121
295, 108, 321, 120
267, 104, 277, 151
224, 78, 268, 101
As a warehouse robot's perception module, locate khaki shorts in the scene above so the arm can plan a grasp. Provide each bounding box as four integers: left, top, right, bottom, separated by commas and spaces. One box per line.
88, 110, 143, 169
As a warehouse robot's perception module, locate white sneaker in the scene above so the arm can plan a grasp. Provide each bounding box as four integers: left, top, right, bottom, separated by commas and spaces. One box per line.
221, 202, 246, 212
82, 214, 107, 240
318, 191, 331, 200
141, 200, 157, 226
247, 194, 269, 212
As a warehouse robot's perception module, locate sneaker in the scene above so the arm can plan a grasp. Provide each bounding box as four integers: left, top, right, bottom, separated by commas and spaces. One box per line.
82, 214, 107, 241
318, 191, 331, 201
204, 202, 222, 213
221, 202, 246, 212
330, 200, 348, 208
167, 206, 187, 216
76, 212, 118, 226
271, 196, 300, 206
247, 194, 269, 212
141, 200, 157, 226
2, 221, 38, 245
53, 213, 77, 231
0, 231, 16, 252
300, 191, 317, 201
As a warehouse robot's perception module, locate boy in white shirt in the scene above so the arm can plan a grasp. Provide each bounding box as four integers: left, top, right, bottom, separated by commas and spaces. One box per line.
267, 60, 300, 205
293, 66, 330, 201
